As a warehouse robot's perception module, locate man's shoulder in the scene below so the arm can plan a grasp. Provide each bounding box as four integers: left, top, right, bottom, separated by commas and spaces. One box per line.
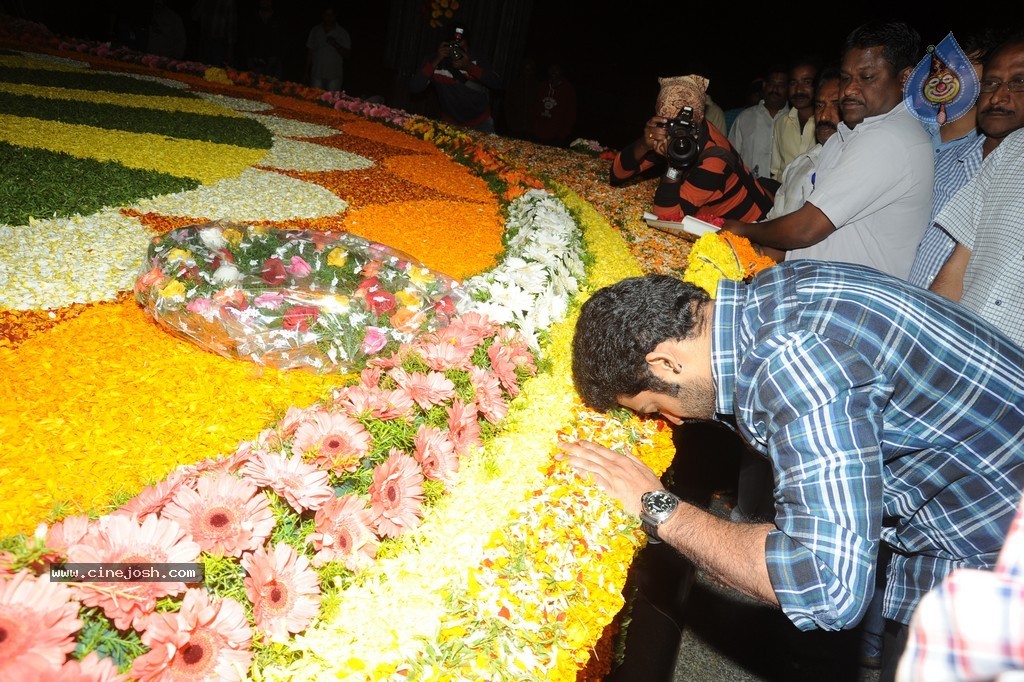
734, 105, 760, 123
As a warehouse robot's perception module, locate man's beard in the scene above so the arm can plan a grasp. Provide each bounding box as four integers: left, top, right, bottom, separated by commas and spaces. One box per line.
649, 375, 717, 420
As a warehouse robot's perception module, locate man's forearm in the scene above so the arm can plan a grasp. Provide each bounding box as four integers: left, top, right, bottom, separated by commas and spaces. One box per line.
659, 501, 779, 606
722, 203, 835, 250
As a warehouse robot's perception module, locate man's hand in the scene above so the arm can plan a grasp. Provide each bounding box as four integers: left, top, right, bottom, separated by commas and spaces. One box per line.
557, 440, 663, 516
642, 116, 669, 157
433, 41, 451, 65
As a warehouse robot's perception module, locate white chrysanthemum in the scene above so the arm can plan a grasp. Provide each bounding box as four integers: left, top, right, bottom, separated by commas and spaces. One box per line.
461, 299, 515, 325
520, 240, 563, 268
132, 168, 346, 221
259, 137, 373, 172
0, 209, 151, 310
482, 281, 534, 316
194, 91, 274, 111
239, 112, 338, 138
500, 257, 549, 293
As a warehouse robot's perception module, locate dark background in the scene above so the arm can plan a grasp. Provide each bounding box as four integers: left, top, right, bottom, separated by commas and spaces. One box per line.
3, 0, 973, 148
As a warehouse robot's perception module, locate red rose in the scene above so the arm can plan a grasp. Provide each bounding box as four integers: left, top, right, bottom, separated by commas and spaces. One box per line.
433, 296, 455, 316
211, 249, 235, 270
262, 257, 287, 285
281, 305, 319, 333
354, 276, 382, 299
366, 290, 396, 315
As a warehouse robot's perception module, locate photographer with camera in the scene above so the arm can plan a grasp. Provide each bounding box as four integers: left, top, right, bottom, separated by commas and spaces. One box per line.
410, 24, 502, 133
610, 74, 776, 224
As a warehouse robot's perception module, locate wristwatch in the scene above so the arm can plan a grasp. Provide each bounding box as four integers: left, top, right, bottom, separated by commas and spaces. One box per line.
639, 490, 680, 543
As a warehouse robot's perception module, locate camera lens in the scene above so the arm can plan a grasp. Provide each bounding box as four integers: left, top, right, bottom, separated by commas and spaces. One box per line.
668, 136, 698, 167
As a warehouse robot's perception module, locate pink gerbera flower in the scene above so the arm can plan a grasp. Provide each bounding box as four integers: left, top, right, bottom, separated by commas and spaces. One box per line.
113, 472, 185, 521
291, 410, 372, 474
44, 514, 94, 558
131, 588, 252, 682
495, 327, 537, 373
174, 443, 255, 485
334, 385, 415, 421
413, 425, 459, 485
241, 543, 321, 641
161, 474, 274, 558
444, 312, 498, 345
469, 366, 508, 424
486, 328, 537, 398
487, 342, 522, 397
257, 405, 306, 450
39, 651, 126, 682
360, 366, 382, 387
240, 451, 334, 513
414, 338, 474, 372
369, 450, 424, 539
366, 345, 411, 370
307, 494, 379, 571
447, 399, 483, 457
388, 368, 455, 410
0, 570, 82, 679
68, 514, 200, 631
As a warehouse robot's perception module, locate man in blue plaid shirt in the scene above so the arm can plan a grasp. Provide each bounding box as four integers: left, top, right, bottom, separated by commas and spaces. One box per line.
561, 260, 1024, 681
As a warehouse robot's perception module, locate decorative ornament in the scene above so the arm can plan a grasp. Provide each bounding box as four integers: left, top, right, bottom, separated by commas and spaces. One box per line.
903, 32, 980, 126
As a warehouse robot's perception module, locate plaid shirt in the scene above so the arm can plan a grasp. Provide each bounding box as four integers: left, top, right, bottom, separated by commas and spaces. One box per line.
907, 133, 984, 288
936, 128, 1024, 347
897, 497, 1024, 681
712, 260, 1024, 629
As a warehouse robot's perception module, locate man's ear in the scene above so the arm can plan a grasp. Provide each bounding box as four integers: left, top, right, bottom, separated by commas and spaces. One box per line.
645, 347, 680, 377
898, 65, 913, 88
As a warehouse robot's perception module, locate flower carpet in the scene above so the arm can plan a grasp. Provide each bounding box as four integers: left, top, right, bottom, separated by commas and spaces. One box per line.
0, 20, 771, 682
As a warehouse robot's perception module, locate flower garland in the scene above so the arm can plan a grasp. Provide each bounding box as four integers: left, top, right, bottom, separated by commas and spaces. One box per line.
683, 230, 776, 297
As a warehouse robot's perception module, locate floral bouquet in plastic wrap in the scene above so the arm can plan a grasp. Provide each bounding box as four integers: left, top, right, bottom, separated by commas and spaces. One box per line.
134, 222, 463, 373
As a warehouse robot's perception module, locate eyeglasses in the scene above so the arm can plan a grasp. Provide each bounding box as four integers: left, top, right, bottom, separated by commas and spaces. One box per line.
979, 78, 1024, 93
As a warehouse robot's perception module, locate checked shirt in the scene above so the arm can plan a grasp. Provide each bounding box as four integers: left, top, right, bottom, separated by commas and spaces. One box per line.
712, 260, 1024, 629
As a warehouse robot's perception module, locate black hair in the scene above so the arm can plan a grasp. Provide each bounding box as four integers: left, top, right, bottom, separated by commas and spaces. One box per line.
986, 27, 1024, 62
956, 27, 1003, 63
789, 55, 821, 75
571, 275, 710, 412
843, 20, 922, 74
815, 64, 841, 91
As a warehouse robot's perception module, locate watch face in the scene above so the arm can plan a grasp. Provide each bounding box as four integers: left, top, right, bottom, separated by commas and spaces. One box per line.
643, 491, 678, 516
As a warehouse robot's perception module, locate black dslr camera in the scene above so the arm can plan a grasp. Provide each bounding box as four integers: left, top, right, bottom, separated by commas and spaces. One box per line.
447, 27, 465, 61
664, 105, 701, 169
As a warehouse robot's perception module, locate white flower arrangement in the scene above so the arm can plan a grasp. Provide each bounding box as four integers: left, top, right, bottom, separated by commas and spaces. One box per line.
456, 189, 584, 351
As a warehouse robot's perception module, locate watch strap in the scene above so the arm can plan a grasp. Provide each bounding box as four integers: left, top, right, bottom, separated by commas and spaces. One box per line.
639, 514, 663, 543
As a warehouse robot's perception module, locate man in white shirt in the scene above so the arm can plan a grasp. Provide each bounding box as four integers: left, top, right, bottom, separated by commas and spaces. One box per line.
930, 126, 1024, 347
728, 66, 789, 180
766, 69, 841, 218
722, 21, 933, 281
770, 59, 818, 181
305, 5, 351, 92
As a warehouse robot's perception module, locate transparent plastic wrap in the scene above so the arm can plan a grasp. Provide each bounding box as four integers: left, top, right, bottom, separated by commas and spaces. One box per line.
134, 221, 463, 373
